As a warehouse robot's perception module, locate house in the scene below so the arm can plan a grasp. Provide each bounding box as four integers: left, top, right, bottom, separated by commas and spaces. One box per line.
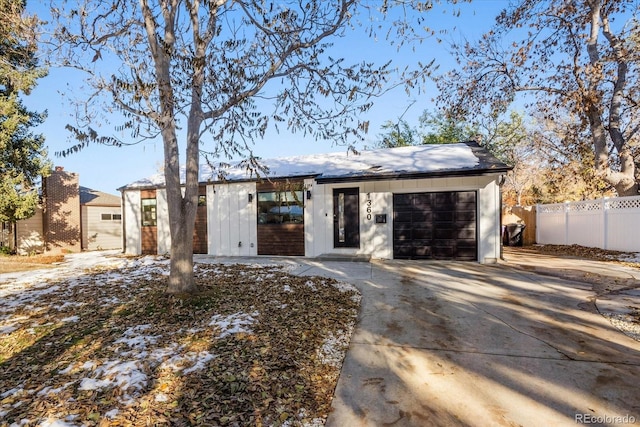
80, 187, 123, 251
119, 141, 512, 262
4, 167, 123, 254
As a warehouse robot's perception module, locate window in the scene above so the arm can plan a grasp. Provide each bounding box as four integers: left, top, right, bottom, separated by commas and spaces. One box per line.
141, 198, 157, 226
101, 213, 122, 221
258, 191, 303, 224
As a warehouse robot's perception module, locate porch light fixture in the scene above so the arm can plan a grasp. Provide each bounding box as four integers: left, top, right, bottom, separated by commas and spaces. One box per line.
248, 193, 253, 203
306, 190, 312, 200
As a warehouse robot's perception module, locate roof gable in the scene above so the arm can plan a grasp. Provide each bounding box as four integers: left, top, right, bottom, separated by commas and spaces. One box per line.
80, 187, 121, 206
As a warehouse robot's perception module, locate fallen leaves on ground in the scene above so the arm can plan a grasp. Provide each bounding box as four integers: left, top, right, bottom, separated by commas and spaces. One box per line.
532, 244, 640, 268
0, 257, 361, 426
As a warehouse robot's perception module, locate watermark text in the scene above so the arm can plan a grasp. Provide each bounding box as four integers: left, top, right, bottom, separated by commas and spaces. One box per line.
575, 413, 636, 424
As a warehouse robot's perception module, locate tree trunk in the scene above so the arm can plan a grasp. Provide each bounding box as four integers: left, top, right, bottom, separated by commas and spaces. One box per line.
585, 2, 638, 197
589, 109, 638, 197
166, 205, 197, 294
164, 3, 209, 294
164, 130, 199, 294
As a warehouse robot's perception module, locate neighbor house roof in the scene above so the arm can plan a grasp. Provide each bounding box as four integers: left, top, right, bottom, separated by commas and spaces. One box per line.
80, 187, 121, 206
119, 141, 512, 190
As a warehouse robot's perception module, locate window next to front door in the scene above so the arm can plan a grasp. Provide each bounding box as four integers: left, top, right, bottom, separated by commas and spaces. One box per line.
333, 188, 360, 248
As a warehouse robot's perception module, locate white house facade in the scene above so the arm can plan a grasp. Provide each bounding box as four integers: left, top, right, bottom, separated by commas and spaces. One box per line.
119, 142, 511, 263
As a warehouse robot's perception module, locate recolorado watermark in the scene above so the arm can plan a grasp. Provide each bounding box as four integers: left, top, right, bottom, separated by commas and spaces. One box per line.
575, 413, 636, 424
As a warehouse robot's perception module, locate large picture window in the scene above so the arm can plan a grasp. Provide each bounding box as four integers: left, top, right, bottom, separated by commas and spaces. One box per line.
141, 198, 157, 226
258, 191, 304, 224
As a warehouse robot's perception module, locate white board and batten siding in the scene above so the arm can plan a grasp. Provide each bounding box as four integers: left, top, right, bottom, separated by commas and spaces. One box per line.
123, 190, 142, 255
304, 175, 502, 263
123, 183, 259, 256
81, 205, 123, 250
537, 196, 640, 252
207, 182, 257, 256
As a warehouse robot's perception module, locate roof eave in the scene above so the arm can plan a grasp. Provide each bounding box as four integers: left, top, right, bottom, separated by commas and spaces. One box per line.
314, 167, 513, 184
118, 174, 321, 192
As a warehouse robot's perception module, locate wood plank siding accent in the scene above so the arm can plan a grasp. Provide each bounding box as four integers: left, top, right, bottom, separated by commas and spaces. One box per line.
140, 189, 157, 255
257, 224, 304, 256
256, 179, 305, 256
193, 186, 208, 254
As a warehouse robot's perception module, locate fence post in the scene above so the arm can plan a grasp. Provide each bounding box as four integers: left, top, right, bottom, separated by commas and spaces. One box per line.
535, 203, 540, 243
564, 201, 570, 245
602, 197, 608, 250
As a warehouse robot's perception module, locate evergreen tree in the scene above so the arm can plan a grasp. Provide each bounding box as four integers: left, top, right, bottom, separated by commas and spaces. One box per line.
0, 0, 50, 224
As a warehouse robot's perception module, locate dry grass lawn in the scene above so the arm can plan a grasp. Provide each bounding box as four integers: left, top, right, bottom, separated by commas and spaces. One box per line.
0, 254, 65, 274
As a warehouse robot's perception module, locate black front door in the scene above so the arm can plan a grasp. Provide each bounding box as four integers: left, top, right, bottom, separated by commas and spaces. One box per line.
333, 188, 360, 248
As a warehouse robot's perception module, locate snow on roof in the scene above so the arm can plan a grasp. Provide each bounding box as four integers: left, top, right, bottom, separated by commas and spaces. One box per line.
120, 141, 510, 190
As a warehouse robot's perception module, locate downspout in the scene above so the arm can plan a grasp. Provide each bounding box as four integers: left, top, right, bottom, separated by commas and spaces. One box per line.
498, 175, 506, 261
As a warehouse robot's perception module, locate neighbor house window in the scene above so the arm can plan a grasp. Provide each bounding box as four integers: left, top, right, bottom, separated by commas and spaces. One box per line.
101, 213, 122, 221
258, 191, 303, 224
141, 198, 157, 226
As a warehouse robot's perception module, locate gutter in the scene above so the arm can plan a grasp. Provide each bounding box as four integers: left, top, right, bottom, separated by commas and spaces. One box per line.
314, 167, 513, 184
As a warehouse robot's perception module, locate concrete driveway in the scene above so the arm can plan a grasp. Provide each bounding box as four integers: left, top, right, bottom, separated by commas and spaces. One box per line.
294, 260, 640, 426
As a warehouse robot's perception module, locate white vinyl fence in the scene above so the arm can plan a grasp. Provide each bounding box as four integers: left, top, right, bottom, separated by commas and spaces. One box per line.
537, 196, 640, 252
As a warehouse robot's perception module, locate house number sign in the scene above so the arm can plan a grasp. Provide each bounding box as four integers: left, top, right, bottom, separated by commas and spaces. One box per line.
365, 193, 372, 220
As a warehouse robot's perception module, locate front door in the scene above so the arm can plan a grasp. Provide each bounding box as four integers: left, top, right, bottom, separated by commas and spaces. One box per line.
333, 188, 360, 248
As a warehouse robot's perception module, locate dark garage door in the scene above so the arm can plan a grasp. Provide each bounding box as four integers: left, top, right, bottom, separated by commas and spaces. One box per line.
393, 191, 477, 260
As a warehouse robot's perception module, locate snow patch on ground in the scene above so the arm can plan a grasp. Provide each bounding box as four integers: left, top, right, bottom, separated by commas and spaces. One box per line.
602, 313, 640, 342
331, 281, 362, 303
615, 252, 640, 263
317, 327, 355, 368
209, 311, 259, 338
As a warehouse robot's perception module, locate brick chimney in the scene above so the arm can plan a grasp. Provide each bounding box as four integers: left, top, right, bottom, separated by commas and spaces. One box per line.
43, 167, 81, 253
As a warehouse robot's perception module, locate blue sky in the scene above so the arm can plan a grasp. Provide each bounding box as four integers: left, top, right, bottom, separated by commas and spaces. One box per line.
24, 1, 509, 194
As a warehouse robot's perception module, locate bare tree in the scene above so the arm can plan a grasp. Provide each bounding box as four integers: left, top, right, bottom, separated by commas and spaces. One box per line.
47, 0, 434, 293
436, 0, 640, 197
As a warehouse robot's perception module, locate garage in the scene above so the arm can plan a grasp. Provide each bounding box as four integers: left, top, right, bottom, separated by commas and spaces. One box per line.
393, 191, 477, 260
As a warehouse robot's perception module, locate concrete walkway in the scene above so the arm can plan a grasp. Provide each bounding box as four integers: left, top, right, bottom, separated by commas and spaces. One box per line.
291, 259, 640, 427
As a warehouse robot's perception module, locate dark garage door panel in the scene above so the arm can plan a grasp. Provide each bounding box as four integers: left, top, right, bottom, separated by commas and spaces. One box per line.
393, 191, 477, 261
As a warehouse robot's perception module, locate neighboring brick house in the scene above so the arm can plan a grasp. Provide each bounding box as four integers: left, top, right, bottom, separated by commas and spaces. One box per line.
4, 167, 122, 254
42, 167, 82, 253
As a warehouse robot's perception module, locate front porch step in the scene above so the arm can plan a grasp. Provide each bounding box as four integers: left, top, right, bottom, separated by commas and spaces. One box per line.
314, 253, 371, 262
